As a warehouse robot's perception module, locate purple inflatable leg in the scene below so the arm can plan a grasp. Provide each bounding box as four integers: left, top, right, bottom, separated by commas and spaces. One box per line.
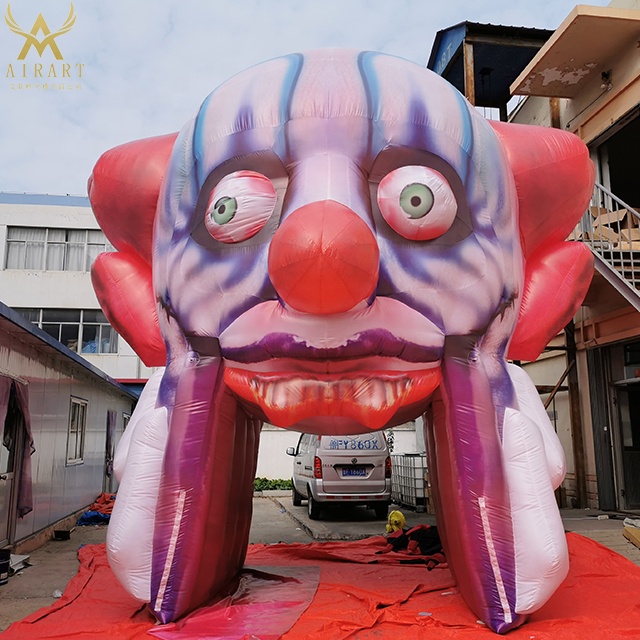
425, 336, 525, 634
150, 357, 261, 623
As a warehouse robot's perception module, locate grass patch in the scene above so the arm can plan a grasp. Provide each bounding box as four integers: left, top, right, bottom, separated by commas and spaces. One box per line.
254, 477, 293, 491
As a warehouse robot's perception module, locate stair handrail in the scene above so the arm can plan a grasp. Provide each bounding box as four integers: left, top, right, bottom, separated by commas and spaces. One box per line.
572, 183, 640, 291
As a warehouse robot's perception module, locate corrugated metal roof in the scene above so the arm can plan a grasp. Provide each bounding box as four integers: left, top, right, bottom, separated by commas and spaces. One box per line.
0, 300, 138, 400
428, 21, 554, 108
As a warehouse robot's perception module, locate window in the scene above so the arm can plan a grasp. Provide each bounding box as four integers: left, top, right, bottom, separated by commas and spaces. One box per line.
624, 342, 640, 380
79, 310, 118, 354
16, 308, 118, 354
67, 397, 87, 465
6, 227, 114, 271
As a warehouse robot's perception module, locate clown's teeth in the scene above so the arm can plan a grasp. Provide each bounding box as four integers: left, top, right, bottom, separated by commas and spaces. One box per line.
250, 375, 404, 407
225, 368, 441, 429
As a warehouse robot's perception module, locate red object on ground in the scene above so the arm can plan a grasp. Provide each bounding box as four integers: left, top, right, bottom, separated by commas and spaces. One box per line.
5, 534, 640, 639
87, 492, 117, 516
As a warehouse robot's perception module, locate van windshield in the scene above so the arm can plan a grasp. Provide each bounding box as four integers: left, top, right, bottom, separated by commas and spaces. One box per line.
321, 433, 385, 451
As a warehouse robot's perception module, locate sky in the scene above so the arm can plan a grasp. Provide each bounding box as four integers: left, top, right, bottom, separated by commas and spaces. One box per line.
0, 0, 610, 197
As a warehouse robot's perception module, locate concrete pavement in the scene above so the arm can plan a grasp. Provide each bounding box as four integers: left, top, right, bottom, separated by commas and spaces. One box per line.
268, 492, 640, 566
558, 508, 640, 565
270, 492, 436, 540
1, 494, 640, 631
272, 491, 640, 565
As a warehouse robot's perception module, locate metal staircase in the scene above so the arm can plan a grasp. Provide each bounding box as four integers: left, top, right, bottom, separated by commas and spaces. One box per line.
573, 183, 640, 312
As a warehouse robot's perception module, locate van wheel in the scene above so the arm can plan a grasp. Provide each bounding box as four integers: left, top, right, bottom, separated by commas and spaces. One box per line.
374, 503, 390, 520
292, 483, 303, 507
307, 490, 321, 520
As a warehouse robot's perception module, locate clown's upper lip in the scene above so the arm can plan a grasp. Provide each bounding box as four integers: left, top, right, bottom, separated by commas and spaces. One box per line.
221, 328, 441, 364
218, 298, 445, 364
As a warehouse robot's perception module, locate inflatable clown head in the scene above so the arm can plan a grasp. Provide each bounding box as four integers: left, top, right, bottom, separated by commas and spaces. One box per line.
89, 50, 594, 632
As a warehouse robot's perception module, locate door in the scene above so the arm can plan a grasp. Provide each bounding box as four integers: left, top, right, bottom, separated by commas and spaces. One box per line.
319, 433, 388, 496
615, 382, 640, 509
103, 410, 116, 493
591, 107, 640, 207
0, 426, 16, 547
0, 386, 24, 547
588, 348, 617, 510
292, 434, 314, 495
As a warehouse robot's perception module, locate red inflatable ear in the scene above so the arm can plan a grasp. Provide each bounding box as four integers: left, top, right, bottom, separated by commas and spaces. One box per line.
490, 121, 595, 259
88, 133, 177, 264
490, 121, 595, 361
88, 133, 177, 366
508, 242, 593, 361
91, 252, 166, 367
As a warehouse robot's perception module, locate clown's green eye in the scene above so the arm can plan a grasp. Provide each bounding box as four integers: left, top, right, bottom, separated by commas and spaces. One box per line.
377, 165, 457, 241
399, 183, 434, 218
204, 170, 277, 244
211, 196, 237, 224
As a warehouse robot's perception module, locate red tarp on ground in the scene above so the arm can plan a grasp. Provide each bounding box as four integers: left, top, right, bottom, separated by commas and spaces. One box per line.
4, 533, 640, 639
88, 492, 117, 516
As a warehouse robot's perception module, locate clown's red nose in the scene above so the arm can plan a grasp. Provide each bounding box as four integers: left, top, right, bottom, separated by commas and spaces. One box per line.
268, 200, 379, 314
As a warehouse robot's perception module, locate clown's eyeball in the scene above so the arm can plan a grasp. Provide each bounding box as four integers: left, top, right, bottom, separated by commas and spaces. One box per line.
211, 196, 237, 225
205, 171, 277, 243
399, 183, 434, 218
377, 166, 457, 241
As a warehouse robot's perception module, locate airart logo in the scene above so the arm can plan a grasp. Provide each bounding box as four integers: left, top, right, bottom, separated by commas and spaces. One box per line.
4, 3, 85, 91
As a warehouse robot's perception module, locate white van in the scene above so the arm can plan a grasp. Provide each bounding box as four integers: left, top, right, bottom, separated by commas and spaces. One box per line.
286, 432, 392, 520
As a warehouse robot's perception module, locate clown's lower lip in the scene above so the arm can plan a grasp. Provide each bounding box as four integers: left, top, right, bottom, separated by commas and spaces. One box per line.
224, 366, 441, 429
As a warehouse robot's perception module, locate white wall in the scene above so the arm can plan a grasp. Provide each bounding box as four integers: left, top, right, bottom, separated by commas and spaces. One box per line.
521, 348, 574, 477
0, 270, 98, 307
256, 425, 303, 479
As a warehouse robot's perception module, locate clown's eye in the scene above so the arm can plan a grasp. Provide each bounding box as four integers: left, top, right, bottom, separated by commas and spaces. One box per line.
205, 171, 276, 243
377, 166, 457, 241
399, 183, 434, 218
211, 196, 237, 224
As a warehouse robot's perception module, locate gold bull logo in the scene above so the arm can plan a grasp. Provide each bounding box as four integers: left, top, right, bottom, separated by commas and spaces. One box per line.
5, 3, 76, 60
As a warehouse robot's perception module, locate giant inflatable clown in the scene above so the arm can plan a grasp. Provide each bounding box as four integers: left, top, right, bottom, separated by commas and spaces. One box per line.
88, 50, 594, 634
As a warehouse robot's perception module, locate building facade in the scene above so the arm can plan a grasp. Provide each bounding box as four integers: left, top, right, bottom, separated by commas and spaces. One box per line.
510, 0, 640, 511
0, 192, 157, 387
0, 300, 136, 548
429, 0, 640, 510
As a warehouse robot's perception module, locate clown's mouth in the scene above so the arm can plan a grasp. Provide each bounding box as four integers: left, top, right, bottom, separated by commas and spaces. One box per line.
217, 298, 445, 429
224, 365, 441, 429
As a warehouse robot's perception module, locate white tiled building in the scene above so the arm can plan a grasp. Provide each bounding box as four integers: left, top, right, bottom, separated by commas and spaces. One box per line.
0, 192, 156, 391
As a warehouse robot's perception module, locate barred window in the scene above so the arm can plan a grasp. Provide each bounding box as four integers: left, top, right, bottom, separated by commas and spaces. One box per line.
16, 308, 118, 354
6, 227, 114, 271
67, 397, 87, 465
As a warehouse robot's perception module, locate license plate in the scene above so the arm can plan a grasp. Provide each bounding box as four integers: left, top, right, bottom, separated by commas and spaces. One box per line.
342, 467, 366, 477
